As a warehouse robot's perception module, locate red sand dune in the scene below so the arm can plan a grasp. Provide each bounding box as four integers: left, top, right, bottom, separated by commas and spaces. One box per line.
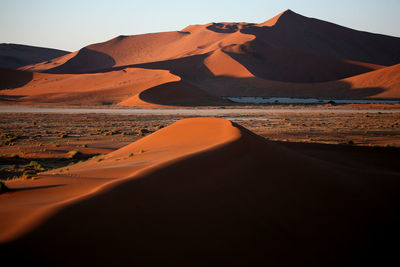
1, 118, 400, 266
25, 9, 399, 77
0, 67, 182, 106
1, 10, 400, 106
19, 51, 78, 72
199, 63, 400, 99
0, 43, 69, 70
252, 9, 400, 66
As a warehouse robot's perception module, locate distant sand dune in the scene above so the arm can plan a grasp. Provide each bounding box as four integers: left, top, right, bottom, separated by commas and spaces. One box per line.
2, 9, 400, 106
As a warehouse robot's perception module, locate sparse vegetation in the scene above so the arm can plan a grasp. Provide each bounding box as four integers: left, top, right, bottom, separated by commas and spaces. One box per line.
68, 150, 83, 159
59, 133, 68, 138
0, 181, 9, 194
0, 111, 399, 183
346, 139, 355, 145
138, 129, 150, 136
28, 161, 45, 171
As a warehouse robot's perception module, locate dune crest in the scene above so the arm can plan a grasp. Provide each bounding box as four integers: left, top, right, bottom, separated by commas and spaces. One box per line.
2, 10, 400, 106
0, 118, 241, 241
258, 9, 295, 27
1, 118, 400, 266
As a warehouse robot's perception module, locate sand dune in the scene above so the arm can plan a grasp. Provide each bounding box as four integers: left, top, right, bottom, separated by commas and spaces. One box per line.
222, 39, 383, 82
250, 9, 400, 66
1, 61, 398, 106
2, 10, 400, 106
1, 118, 400, 266
0, 43, 69, 69
0, 67, 182, 106
24, 10, 399, 78
19, 51, 78, 72
198, 63, 400, 99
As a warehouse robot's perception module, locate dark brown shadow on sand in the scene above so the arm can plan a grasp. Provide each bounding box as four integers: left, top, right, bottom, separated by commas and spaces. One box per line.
138, 80, 229, 106
104, 53, 213, 80
239, 12, 400, 66
45, 48, 116, 74
96, 53, 386, 101
0, 68, 33, 89
206, 23, 239, 33
200, 76, 386, 99
2, 137, 400, 266
222, 40, 380, 82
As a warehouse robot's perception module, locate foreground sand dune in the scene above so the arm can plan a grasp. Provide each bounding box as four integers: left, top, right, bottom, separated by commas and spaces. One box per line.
1, 118, 400, 266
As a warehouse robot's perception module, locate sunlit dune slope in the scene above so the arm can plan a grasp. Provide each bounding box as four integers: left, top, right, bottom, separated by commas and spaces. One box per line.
1, 118, 400, 266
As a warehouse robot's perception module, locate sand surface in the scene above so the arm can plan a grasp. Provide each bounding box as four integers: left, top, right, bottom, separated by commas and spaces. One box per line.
1, 10, 400, 107
1, 118, 400, 266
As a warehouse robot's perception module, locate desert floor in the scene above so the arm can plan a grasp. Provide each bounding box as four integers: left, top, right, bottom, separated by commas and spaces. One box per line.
1, 105, 399, 180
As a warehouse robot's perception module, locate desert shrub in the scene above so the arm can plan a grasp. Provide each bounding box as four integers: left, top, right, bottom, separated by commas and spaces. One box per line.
0, 181, 9, 194
346, 139, 354, 145
138, 129, 150, 136
59, 133, 68, 138
68, 150, 82, 159
28, 161, 44, 171
9, 153, 20, 159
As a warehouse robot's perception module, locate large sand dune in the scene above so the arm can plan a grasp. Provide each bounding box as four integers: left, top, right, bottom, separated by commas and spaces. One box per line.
1, 118, 399, 266
2, 10, 400, 106
198, 63, 400, 99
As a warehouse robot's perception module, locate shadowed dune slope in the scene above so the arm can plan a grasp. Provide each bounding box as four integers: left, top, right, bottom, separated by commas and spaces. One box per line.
250, 9, 400, 66
0, 68, 33, 90
2, 10, 400, 105
198, 64, 400, 99
222, 40, 383, 82
0, 43, 69, 69
19, 51, 78, 72
1, 118, 400, 266
27, 10, 399, 81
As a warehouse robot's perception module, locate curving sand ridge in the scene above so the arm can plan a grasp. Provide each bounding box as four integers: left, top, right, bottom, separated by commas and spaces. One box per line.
200, 63, 400, 99
19, 51, 78, 72
0, 67, 181, 106
1, 118, 400, 266
0, 118, 241, 241
203, 49, 254, 78
2, 9, 400, 106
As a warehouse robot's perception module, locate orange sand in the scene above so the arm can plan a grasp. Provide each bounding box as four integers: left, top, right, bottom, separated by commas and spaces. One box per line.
1, 9, 400, 106
1, 118, 400, 265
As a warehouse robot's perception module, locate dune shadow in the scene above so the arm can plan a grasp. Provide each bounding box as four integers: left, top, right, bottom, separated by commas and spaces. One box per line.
0, 68, 33, 90
46, 48, 116, 74
221, 38, 380, 83
3, 132, 400, 266
206, 23, 239, 33
104, 53, 213, 80
239, 21, 400, 66
198, 76, 386, 100
138, 80, 228, 106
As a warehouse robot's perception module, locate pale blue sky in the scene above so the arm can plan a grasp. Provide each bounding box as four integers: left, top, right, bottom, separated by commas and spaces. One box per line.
1, 0, 399, 52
